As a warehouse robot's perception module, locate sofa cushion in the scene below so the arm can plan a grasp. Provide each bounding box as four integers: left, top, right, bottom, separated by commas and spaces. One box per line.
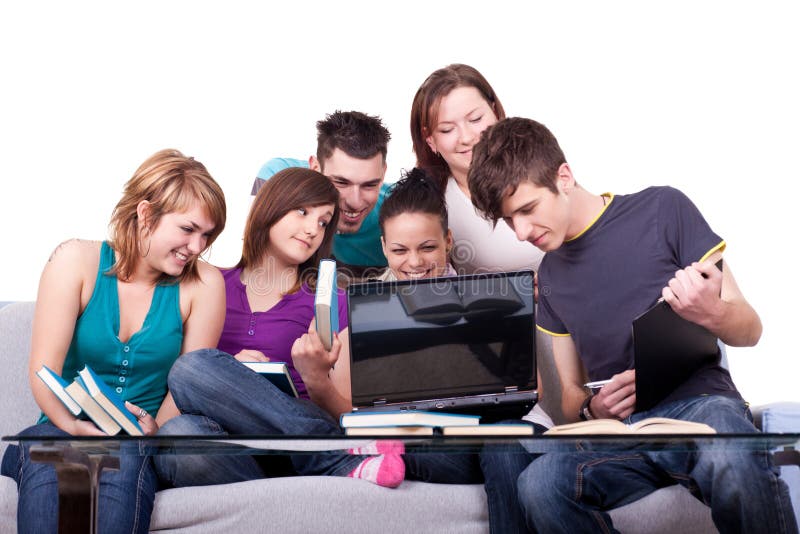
151, 478, 487, 534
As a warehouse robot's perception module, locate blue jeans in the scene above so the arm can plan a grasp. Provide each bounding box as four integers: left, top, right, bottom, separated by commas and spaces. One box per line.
155, 348, 362, 487
518, 395, 798, 534
480, 422, 545, 534
405, 421, 545, 534
1, 422, 157, 534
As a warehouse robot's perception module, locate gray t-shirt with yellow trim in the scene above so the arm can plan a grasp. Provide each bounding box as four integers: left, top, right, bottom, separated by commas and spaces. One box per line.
537, 186, 739, 409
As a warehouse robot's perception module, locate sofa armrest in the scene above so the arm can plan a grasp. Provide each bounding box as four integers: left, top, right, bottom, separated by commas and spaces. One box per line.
751, 402, 800, 433
751, 402, 800, 528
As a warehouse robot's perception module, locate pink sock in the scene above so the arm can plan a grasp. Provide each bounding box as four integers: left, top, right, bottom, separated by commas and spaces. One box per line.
348, 440, 405, 456
348, 452, 405, 488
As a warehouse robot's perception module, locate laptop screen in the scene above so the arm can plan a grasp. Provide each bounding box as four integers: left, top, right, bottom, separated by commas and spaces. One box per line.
347, 271, 537, 409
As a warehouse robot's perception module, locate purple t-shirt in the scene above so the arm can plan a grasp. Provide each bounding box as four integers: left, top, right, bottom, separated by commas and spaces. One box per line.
218, 267, 349, 398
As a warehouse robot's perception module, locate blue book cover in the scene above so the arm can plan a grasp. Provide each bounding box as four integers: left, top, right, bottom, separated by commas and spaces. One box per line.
78, 365, 143, 435
36, 364, 82, 416
340, 410, 481, 428
314, 259, 338, 351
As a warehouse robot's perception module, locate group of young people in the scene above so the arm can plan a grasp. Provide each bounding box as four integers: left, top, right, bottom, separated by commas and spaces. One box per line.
1, 63, 796, 533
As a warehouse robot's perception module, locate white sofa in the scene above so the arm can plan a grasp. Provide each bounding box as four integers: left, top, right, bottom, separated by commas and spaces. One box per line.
3, 301, 797, 533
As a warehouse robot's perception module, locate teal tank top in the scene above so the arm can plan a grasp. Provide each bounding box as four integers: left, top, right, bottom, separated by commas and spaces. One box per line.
39, 241, 183, 423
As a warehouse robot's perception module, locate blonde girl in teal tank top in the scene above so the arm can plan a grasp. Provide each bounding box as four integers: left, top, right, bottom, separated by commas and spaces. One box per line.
2, 149, 227, 534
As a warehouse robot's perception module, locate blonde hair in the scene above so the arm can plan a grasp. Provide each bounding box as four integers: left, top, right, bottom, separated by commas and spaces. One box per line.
109, 149, 227, 283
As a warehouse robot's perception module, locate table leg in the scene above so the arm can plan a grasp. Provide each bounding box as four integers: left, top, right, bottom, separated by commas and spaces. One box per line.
30, 445, 120, 534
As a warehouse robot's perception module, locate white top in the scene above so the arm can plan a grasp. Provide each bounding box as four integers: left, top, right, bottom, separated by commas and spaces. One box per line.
523, 403, 555, 429
445, 178, 545, 274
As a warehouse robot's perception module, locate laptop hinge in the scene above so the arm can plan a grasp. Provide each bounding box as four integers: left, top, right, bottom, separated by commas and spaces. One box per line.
504, 386, 519, 394
372, 398, 387, 407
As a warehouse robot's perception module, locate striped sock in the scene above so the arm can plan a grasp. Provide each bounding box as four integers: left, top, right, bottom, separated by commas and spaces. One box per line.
348, 440, 405, 457
348, 453, 405, 488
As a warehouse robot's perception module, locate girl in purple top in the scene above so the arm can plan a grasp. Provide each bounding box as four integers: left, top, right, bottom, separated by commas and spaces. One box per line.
156, 168, 404, 489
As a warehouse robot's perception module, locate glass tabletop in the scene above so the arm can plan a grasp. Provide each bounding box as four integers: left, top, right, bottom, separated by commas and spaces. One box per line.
5, 432, 799, 458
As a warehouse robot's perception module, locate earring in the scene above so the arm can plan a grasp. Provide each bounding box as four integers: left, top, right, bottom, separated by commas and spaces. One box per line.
138, 225, 152, 257
138, 237, 151, 257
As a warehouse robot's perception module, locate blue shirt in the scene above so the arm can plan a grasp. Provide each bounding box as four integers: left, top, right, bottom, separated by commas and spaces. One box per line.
537, 186, 737, 407
252, 157, 389, 267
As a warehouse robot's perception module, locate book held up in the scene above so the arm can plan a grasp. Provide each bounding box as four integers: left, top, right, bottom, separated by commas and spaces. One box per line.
315, 259, 338, 351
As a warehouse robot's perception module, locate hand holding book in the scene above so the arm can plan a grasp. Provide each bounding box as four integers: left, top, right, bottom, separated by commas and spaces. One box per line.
38, 364, 144, 436
124, 401, 157, 435
233, 349, 270, 363
660, 258, 723, 329
291, 321, 341, 385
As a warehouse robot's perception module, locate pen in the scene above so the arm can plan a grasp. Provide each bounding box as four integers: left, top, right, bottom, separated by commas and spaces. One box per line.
584, 379, 612, 390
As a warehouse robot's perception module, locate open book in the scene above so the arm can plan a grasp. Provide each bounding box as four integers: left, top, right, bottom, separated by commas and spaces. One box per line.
241, 361, 299, 397
398, 275, 523, 323
315, 259, 338, 351
544, 417, 716, 435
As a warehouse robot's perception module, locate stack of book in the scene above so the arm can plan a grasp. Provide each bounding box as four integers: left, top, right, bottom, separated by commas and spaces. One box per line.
340, 410, 535, 436
37, 364, 144, 436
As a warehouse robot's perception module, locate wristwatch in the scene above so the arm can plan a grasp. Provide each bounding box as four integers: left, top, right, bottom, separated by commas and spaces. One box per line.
579, 394, 595, 421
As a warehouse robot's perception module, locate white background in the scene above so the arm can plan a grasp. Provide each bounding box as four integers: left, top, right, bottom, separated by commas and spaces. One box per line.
1, 1, 797, 405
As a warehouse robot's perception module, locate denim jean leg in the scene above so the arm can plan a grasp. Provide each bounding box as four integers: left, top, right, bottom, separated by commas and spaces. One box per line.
6, 422, 157, 534
481, 441, 539, 534
154, 414, 265, 488
168, 349, 362, 476
96, 438, 158, 534
640, 395, 798, 534
518, 447, 669, 534
8, 424, 64, 534
404, 452, 483, 484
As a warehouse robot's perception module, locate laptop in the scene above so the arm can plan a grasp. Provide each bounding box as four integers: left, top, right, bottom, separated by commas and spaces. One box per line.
346, 271, 537, 422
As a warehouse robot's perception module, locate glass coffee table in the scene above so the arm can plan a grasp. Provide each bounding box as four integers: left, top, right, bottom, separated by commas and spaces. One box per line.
5, 432, 799, 534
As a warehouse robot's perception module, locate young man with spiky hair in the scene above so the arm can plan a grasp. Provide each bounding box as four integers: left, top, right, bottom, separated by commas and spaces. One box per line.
468, 117, 796, 533
253, 111, 391, 274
